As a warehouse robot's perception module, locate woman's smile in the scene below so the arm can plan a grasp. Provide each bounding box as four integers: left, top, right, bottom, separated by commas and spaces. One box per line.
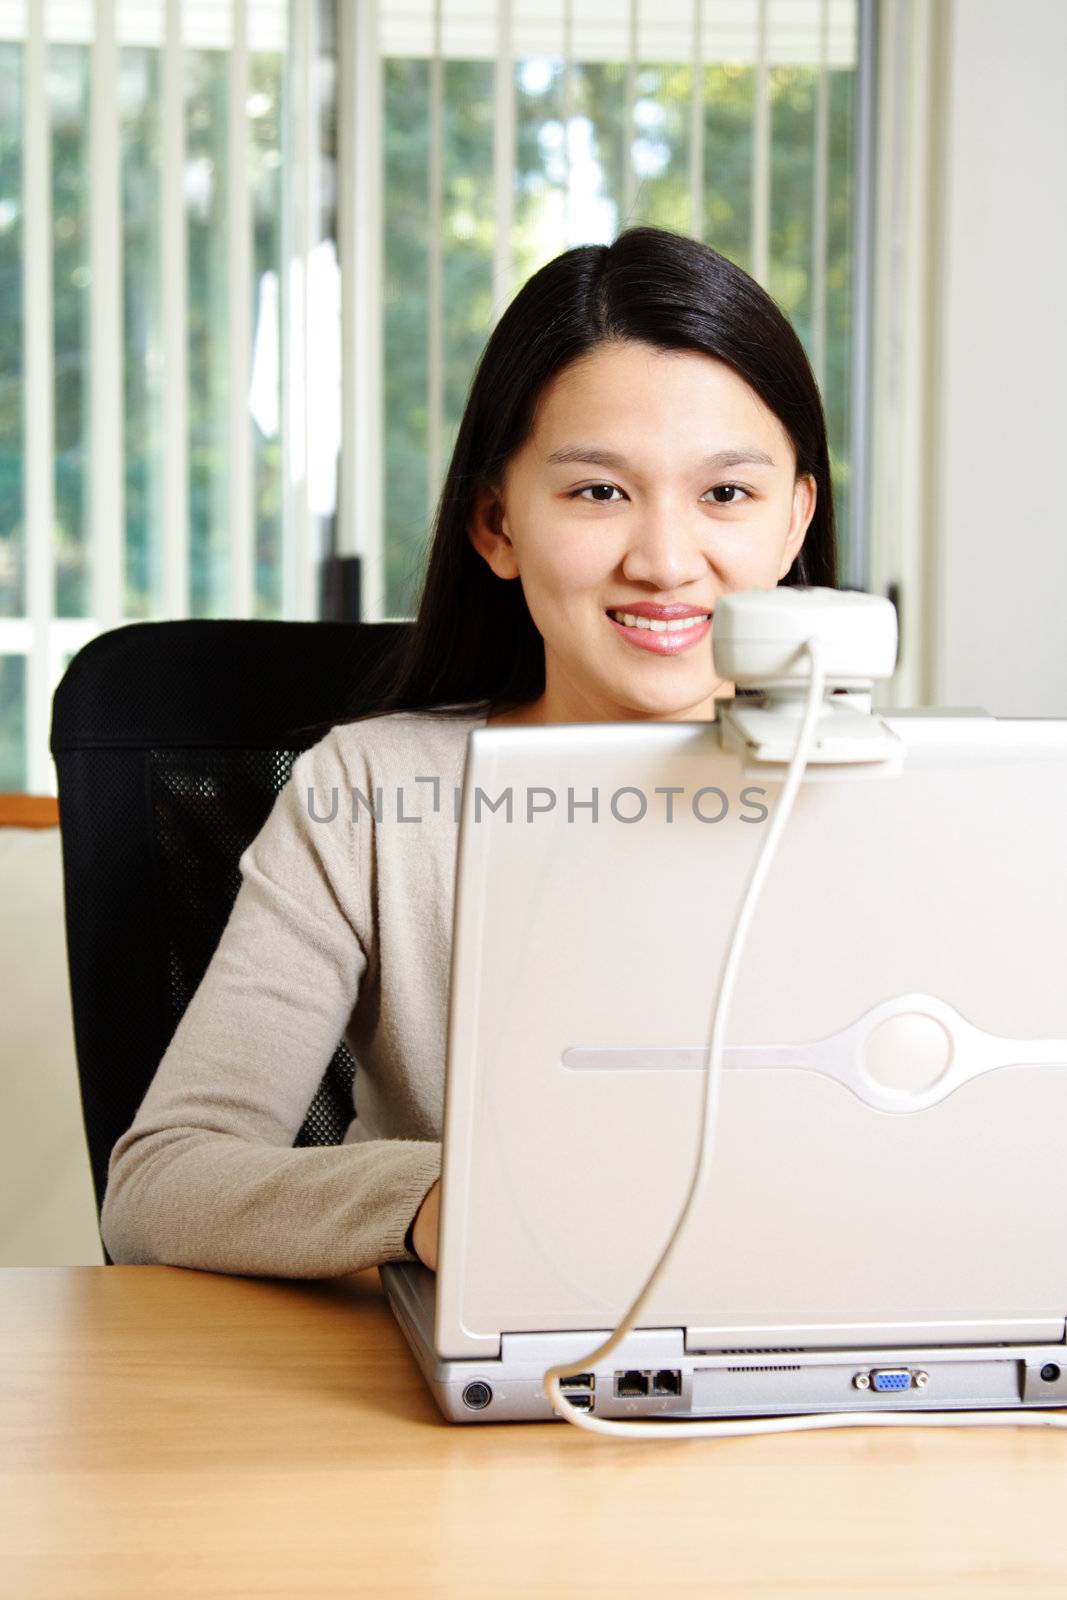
605, 609, 713, 654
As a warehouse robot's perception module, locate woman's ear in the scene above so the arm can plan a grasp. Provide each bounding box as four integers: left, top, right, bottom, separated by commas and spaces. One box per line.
468, 488, 521, 580
777, 473, 817, 580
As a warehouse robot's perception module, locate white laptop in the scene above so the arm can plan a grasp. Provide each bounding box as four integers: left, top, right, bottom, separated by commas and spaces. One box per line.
381, 707, 1067, 1423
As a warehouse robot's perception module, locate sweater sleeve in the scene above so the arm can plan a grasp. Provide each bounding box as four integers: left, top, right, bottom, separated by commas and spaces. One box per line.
99, 726, 441, 1278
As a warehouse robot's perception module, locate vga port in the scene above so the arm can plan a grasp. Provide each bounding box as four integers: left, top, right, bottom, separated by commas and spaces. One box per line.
870, 1369, 912, 1392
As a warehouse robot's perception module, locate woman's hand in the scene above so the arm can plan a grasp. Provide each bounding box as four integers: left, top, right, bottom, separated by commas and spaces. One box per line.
411, 1179, 441, 1271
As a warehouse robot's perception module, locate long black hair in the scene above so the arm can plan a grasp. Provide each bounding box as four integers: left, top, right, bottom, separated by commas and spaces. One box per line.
353, 225, 838, 724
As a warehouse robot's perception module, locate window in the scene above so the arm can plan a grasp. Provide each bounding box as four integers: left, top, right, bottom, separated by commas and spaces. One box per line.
0, 0, 867, 793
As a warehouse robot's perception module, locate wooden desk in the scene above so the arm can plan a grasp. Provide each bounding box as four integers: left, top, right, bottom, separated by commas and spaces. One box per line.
2, 1267, 1065, 1598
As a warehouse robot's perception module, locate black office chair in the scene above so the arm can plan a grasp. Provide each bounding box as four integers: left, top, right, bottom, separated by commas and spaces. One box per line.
49, 618, 412, 1262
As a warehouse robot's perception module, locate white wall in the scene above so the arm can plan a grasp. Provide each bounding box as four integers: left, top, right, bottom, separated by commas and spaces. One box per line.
930, 0, 1067, 715
0, 825, 105, 1265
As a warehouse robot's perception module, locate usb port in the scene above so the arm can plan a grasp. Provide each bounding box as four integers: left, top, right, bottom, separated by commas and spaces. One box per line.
564, 1392, 594, 1412
560, 1373, 594, 1391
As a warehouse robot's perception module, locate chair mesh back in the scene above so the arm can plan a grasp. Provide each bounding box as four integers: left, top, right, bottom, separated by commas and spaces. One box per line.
49, 619, 412, 1258
148, 747, 358, 1150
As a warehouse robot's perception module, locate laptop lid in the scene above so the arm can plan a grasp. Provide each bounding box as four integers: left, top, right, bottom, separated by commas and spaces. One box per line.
434, 714, 1067, 1361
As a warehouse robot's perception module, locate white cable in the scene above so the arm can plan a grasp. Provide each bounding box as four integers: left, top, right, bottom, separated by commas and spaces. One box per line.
544, 638, 1067, 1439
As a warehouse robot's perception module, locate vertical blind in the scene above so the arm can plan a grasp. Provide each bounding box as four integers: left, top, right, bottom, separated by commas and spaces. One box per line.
1, 0, 317, 794
0, 0, 866, 794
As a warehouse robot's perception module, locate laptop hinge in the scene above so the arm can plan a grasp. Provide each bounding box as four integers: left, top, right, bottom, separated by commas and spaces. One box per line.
684, 1317, 1067, 1353
501, 1327, 688, 1369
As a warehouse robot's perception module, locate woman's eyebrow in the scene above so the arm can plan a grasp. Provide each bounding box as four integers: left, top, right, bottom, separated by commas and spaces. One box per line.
544, 444, 776, 470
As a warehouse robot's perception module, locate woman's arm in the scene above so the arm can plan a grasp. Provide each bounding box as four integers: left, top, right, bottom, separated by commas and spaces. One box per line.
410, 1179, 441, 1270
100, 727, 440, 1278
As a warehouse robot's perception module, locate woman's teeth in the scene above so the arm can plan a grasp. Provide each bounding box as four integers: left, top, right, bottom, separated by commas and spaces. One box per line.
607, 610, 711, 634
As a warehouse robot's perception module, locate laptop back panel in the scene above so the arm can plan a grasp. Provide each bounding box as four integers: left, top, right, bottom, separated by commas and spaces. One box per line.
435, 716, 1067, 1361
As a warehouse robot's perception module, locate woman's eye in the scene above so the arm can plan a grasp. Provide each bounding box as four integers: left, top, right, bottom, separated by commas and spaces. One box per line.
572, 483, 624, 503
706, 484, 750, 505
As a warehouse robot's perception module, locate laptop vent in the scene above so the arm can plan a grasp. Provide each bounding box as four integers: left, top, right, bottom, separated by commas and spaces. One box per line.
724, 1363, 803, 1374
719, 1347, 805, 1355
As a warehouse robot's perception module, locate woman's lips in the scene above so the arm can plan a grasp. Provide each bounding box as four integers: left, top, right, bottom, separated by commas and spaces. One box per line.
606, 612, 712, 655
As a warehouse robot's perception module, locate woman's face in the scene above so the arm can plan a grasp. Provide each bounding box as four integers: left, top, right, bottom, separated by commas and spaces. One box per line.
469, 339, 818, 724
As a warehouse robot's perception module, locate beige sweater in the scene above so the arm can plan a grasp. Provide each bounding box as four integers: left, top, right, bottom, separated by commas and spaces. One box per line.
100, 705, 490, 1278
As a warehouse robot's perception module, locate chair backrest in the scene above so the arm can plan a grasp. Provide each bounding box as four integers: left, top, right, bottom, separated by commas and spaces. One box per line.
49, 619, 412, 1240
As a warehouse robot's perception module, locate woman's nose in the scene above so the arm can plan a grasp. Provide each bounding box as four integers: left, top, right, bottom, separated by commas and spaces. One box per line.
618, 501, 712, 589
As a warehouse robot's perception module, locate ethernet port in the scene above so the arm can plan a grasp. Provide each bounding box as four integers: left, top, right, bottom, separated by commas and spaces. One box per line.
615, 1370, 650, 1398
652, 1369, 681, 1397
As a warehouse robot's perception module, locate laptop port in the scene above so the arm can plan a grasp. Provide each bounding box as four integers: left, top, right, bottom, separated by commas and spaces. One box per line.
560, 1372, 594, 1391
462, 1381, 493, 1410
615, 1370, 650, 1397
651, 1369, 682, 1396
870, 1369, 912, 1392
564, 1392, 594, 1412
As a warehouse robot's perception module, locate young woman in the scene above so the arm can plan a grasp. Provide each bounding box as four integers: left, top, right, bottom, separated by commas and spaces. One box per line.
100, 226, 837, 1279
